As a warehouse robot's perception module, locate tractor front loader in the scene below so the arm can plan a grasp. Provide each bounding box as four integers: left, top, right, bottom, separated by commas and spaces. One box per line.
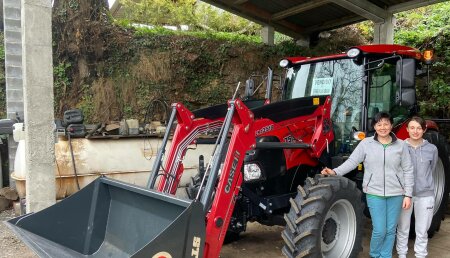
6, 93, 355, 257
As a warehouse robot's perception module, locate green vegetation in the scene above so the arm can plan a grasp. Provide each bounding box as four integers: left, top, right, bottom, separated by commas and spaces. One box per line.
0, 1, 449, 124
394, 3, 450, 119
129, 24, 262, 43
395, 3, 450, 47
119, 0, 261, 35
53, 61, 72, 113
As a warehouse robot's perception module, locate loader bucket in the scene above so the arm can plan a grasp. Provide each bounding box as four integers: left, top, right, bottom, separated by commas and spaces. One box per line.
5, 177, 205, 258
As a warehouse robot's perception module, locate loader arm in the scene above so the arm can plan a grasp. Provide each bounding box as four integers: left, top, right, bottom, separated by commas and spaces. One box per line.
203, 96, 334, 257
149, 96, 333, 257
152, 103, 225, 194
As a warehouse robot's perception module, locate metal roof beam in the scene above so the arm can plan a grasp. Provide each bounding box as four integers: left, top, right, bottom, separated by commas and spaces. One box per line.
329, 0, 390, 23
233, 0, 249, 5
303, 14, 363, 34
388, 0, 449, 13
201, 0, 303, 38
272, 0, 329, 20
238, 2, 304, 33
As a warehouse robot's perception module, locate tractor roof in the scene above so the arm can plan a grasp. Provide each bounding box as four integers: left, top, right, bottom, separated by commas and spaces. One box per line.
286, 44, 421, 65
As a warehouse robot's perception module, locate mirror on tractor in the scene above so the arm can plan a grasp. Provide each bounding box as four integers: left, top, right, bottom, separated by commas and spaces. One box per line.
395, 58, 416, 106
396, 88, 416, 106
244, 78, 255, 100
396, 58, 416, 88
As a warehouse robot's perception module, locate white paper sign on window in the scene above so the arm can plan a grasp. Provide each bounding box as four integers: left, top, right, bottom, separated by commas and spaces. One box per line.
311, 77, 333, 95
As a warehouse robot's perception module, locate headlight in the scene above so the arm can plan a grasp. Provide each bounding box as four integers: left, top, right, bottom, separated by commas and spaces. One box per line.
243, 163, 262, 181
353, 131, 366, 141
346, 48, 360, 58
279, 59, 290, 68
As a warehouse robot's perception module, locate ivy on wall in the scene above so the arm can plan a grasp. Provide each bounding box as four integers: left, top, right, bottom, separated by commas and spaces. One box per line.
1, 1, 449, 125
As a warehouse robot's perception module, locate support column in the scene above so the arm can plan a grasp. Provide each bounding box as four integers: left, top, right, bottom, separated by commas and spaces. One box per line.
22, 0, 55, 212
3, 0, 24, 188
373, 14, 395, 44
261, 25, 274, 45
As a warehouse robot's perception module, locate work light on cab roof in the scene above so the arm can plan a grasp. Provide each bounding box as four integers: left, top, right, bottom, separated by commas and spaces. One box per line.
422, 49, 434, 65
346, 48, 361, 58
279, 59, 290, 68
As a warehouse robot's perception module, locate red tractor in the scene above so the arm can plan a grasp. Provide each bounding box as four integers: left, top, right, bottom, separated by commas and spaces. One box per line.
6, 44, 450, 258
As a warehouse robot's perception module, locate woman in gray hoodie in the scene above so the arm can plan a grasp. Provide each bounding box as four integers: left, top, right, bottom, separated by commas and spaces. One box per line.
322, 112, 414, 258
396, 116, 438, 258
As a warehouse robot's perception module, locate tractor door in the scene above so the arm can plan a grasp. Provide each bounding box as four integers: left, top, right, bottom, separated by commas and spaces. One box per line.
367, 58, 416, 130
283, 58, 364, 155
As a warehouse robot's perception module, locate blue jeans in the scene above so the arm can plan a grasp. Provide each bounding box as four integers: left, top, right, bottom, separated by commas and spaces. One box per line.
366, 195, 403, 258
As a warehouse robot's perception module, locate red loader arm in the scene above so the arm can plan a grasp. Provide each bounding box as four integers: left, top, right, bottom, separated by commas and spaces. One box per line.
150, 96, 333, 258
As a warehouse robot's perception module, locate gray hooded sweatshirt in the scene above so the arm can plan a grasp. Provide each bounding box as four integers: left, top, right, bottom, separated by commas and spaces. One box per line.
405, 139, 438, 197
334, 133, 414, 197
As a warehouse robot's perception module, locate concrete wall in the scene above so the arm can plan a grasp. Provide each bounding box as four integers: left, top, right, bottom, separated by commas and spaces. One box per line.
3, 0, 23, 188
22, 0, 55, 212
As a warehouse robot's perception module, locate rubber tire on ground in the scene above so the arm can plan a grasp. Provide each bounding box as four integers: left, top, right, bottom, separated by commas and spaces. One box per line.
410, 131, 450, 238
282, 175, 364, 258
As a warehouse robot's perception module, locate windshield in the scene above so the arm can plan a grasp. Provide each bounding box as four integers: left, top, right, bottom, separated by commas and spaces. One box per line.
284, 58, 363, 147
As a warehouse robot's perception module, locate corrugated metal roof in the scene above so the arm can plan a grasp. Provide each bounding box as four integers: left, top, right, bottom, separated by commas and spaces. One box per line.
201, 0, 449, 38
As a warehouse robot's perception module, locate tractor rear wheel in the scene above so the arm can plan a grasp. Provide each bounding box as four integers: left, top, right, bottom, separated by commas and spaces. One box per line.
282, 175, 364, 258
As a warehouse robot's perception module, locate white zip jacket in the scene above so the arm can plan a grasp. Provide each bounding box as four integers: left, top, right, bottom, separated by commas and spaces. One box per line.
334, 133, 414, 197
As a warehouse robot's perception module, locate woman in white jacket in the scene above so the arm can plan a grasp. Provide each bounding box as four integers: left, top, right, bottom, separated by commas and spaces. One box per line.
396, 116, 438, 258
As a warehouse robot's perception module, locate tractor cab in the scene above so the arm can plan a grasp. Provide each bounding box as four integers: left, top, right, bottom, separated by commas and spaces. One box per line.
280, 44, 422, 155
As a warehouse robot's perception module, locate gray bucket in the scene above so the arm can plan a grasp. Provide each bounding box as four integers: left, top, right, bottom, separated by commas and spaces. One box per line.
5, 177, 205, 258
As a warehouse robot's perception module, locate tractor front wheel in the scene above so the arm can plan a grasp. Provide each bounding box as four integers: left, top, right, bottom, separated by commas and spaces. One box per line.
282, 175, 364, 258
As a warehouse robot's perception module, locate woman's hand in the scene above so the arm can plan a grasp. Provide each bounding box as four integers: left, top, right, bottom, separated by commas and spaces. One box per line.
402, 196, 412, 209
321, 167, 336, 175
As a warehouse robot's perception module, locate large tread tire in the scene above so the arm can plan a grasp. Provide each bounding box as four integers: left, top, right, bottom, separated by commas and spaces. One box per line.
410, 131, 450, 238
282, 175, 364, 258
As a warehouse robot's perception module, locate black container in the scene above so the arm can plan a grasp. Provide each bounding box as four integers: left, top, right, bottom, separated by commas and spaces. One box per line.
0, 119, 17, 134
63, 109, 84, 126
67, 124, 86, 138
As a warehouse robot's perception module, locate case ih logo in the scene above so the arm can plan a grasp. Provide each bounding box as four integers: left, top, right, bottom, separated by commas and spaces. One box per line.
225, 151, 240, 193
255, 124, 274, 136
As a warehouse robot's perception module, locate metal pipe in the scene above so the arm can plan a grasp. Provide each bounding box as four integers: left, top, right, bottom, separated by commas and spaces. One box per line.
200, 102, 236, 212
431, 119, 450, 123
255, 142, 310, 149
265, 67, 273, 102
147, 105, 177, 189
398, 55, 404, 106
67, 133, 80, 190
361, 57, 368, 132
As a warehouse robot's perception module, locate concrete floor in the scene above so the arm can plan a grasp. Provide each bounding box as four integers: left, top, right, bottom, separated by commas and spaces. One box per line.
2, 205, 450, 257
220, 208, 450, 258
